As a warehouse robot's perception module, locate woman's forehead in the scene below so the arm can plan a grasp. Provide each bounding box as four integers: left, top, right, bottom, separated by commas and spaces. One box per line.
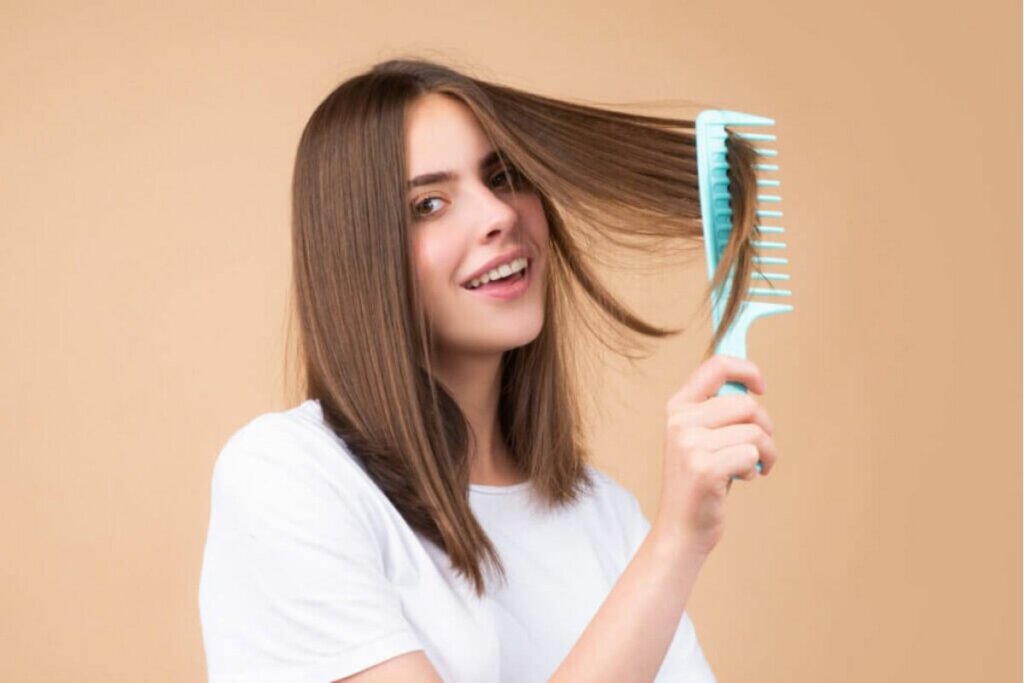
405, 94, 493, 178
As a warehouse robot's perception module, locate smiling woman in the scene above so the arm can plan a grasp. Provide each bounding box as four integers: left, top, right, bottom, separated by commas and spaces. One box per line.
199, 58, 765, 682
404, 93, 549, 377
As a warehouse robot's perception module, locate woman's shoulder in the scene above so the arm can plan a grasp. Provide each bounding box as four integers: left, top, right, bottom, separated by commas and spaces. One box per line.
219, 397, 332, 449
215, 399, 338, 465
209, 399, 376, 511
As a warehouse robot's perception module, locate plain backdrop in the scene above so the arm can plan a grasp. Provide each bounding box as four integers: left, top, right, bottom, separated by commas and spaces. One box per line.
1, 1, 1020, 681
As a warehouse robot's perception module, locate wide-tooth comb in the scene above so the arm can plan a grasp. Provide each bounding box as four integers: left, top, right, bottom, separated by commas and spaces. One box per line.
695, 110, 794, 474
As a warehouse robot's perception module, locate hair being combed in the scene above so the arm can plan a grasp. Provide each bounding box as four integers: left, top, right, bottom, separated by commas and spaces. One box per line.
287, 58, 766, 597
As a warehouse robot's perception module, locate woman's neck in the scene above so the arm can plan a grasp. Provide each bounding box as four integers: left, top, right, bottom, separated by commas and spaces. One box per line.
427, 350, 524, 486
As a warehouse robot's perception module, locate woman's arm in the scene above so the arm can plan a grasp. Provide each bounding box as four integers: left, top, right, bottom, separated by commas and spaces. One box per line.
548, 521, 708, 683
549, 355, 776, 682
334, 651, 444, 682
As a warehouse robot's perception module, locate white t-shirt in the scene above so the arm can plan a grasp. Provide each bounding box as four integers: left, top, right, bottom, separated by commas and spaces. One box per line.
199, 399, 716, 682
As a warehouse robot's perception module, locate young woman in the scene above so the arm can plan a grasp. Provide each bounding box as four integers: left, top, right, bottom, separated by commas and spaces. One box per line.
199, 58, 779, 683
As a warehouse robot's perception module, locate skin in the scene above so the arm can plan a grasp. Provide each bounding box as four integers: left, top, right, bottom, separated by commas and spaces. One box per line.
404, 92, 549, 486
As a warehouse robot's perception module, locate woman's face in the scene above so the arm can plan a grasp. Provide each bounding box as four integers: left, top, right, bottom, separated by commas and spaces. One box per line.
404, 93, 549, 360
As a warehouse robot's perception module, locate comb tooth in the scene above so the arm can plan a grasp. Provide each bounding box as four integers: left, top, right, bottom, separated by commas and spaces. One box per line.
758, 194, 782, 203
755, 148, 778, 157
756, 209, 783, 219
752, 240, 786, 250
753, 255, 789, 265
757, 179, 780, 187
732, 132, 777, 142
752, 272, 790, 282
748, 287, 792, 297
754, 163, 779, 172
757, 225, 785, 233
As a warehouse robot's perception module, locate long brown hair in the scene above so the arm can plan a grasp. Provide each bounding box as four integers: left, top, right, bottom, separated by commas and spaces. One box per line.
287, 58, 765, 596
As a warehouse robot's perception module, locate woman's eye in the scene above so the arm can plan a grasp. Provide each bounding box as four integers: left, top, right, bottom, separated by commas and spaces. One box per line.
411, 167, 526, 220
490, 166, 521, 189
412, 197, 444, 219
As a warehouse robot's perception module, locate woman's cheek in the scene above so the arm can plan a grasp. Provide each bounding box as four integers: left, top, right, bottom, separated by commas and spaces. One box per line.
413, 236, 458, 305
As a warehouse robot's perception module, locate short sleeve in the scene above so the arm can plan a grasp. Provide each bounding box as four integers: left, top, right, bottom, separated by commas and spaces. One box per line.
198, 415, 423, 683
621, 490, 718, 683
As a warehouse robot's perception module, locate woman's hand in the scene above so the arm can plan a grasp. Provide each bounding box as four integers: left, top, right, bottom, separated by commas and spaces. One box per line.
653, 354, 779, 558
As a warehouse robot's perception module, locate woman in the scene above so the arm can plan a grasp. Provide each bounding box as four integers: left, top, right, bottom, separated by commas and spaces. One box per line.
199, 58, 779, 682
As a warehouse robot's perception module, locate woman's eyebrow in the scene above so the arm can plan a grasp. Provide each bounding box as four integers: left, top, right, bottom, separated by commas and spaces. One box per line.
407, 150, 503, 189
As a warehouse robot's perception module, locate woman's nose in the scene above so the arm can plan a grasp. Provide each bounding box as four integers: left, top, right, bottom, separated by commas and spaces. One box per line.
472, 182, 518, 238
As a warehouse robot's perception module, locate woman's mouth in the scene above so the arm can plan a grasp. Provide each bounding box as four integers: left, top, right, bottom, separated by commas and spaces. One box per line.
462, 261, 531, 301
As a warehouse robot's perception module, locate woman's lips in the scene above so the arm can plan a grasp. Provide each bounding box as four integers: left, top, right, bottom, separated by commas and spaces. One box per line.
463, 264, 530, 301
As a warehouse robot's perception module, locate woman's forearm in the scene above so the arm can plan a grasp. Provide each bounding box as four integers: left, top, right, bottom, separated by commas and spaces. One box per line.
548, 523, 708, 683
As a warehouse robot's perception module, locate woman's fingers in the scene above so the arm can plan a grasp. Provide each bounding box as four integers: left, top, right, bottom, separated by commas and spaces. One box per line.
693, 423, 778, 476
715, 443, 762, 481
676, 392, 775, 438
666, 354, 767, 410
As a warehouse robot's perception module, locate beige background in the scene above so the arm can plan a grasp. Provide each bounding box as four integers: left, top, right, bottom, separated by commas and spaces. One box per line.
1, 1, 1020, 681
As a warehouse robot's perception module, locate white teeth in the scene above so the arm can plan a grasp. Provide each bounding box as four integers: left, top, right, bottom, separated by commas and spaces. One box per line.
466, 257, 528, 289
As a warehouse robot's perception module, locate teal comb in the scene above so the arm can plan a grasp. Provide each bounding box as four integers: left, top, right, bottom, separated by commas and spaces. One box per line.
695, 110, 793, 476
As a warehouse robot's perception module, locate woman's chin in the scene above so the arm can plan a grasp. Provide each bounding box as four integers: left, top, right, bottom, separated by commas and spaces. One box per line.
452, 323, 544, 356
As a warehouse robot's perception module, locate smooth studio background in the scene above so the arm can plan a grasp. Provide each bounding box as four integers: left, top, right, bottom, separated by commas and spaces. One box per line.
1, 1, 1020, 681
